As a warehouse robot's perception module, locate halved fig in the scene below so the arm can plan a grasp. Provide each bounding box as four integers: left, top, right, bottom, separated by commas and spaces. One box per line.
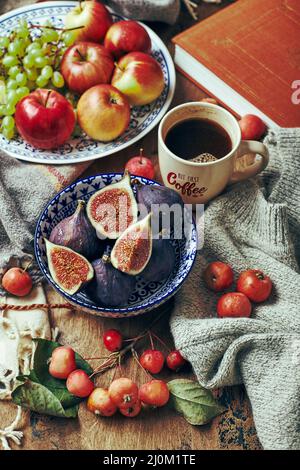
110, 213, 152, 275
87, 171, 138, 239
45, 239, 94, 295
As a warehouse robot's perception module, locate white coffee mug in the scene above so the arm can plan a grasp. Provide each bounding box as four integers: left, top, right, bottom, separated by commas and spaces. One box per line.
158, 102, 269, 204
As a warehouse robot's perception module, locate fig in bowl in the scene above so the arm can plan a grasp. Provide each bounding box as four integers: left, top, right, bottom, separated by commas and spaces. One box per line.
35, 173, 197, 318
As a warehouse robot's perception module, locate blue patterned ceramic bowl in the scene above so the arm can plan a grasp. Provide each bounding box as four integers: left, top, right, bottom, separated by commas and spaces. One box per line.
0, 1, 175, 165
34, 174, 198, 318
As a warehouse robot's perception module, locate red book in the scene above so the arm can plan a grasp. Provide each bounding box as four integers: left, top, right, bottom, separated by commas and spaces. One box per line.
173, 0, 300, 127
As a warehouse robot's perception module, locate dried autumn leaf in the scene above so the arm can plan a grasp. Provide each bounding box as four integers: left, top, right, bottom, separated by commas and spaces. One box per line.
168, 379, 226, 425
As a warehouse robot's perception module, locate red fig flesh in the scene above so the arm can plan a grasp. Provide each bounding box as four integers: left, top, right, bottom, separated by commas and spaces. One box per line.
45, 239, 94, 295
87, 172, 138, 239
110, 213, 152, 275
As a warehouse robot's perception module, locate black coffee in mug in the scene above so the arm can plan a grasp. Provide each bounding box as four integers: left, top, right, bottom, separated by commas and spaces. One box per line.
165, 118, 232, 160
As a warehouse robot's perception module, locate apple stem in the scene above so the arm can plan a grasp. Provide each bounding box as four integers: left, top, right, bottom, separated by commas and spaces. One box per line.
23, 260, 33, 273
79, 1, 82, 12
114, 61, 123, 72
75, 48, 85, 61
44, 90, 51, 108
139, 148, 144, 163
148, 330, 154, 350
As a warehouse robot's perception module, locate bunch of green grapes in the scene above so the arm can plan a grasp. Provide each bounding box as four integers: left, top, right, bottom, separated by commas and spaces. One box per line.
0, 19, 77, 140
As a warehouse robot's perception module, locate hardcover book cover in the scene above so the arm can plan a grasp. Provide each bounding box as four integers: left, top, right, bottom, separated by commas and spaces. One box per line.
173, 0, 300, 127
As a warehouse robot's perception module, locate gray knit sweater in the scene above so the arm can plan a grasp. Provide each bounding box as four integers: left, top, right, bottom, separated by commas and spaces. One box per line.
171, 129, 300, 450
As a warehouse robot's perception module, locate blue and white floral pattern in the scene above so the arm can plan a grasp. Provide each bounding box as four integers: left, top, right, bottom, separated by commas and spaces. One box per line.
34, 174, 198, 318
0, 1, 175, 164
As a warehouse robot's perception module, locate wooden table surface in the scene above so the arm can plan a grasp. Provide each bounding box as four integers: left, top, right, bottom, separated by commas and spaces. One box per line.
0, 0, 262, 450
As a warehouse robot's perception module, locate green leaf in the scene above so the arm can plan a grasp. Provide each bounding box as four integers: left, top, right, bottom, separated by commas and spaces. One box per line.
12, 379, 78, 418
32, 338, 93, 390
168, 379, 226, 425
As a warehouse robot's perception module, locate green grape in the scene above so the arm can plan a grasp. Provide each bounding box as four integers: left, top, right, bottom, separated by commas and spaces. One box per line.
15, 26, 30, 39
26, 42, 42, 54
41, 29, 59, 43
6, 79, 18, 90
2, 55, 18, 67
41, 65, 53, 79
52, 71, 64, 88
4, 103, 16, 116
25, 67, 38, 81
28, 48, 44, 61
0, 36, 9, 48
2, 127, 14, 140
36, 75, 48, 88
8, 39, 23, 56
16, 86, 29, 100
23, 37, 31, 48
23, 54, 35, 68
15, 72, 27, 86
34, 56, 48, 68
2, 115, 15, 131
6, 89, 19, 106
8, 65, 20, 78
0, 104, 6, 116
62, 31, 76, 47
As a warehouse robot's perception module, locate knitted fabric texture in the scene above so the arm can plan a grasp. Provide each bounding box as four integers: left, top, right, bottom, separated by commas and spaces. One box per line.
170, 128, 300, 450
104, 0, 180, 24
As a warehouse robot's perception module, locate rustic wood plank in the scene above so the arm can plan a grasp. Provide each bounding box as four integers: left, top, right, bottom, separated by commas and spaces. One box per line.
0, 0, 261, 450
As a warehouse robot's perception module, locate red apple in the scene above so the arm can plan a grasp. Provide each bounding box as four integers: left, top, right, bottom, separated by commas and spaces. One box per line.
125, 149, 155, 179
111, 52, 165, 106
66, 369, 94, 398
77, 84, 130, 141
2, 267, 32, 297
15, 89, 75, 149
61, 42, 114, 95
104, 20, 151, 58
49, 346, 77, 380
64, 0, 112, 43
238, 114, 267, 140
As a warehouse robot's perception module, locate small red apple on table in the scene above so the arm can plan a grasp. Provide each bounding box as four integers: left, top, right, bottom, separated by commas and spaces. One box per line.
125, 148, 155, 179
49, 346, 77, 379
2, 267, 33, 297
64, 0, 112, 43
77, 84, 130, 141
104, 20, 151, 58
15, 89, 75, 149
112, 52, 165, 106
238, 114, 267, 140
61, 42, 114, 94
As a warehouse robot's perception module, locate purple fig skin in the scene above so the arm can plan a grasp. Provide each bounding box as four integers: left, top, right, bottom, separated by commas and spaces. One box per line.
136, 185, 184, 235
49, 200, 101, 260
142, 238, 176, 282
89, 256, 136, 307
136, 185, 184, 212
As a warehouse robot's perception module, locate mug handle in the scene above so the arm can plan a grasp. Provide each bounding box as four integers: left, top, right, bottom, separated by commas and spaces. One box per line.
229, 140, 269, 183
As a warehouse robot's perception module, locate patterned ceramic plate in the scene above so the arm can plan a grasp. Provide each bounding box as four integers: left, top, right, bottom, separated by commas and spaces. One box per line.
0, 1, 175, 165
34, 174, 197, 318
